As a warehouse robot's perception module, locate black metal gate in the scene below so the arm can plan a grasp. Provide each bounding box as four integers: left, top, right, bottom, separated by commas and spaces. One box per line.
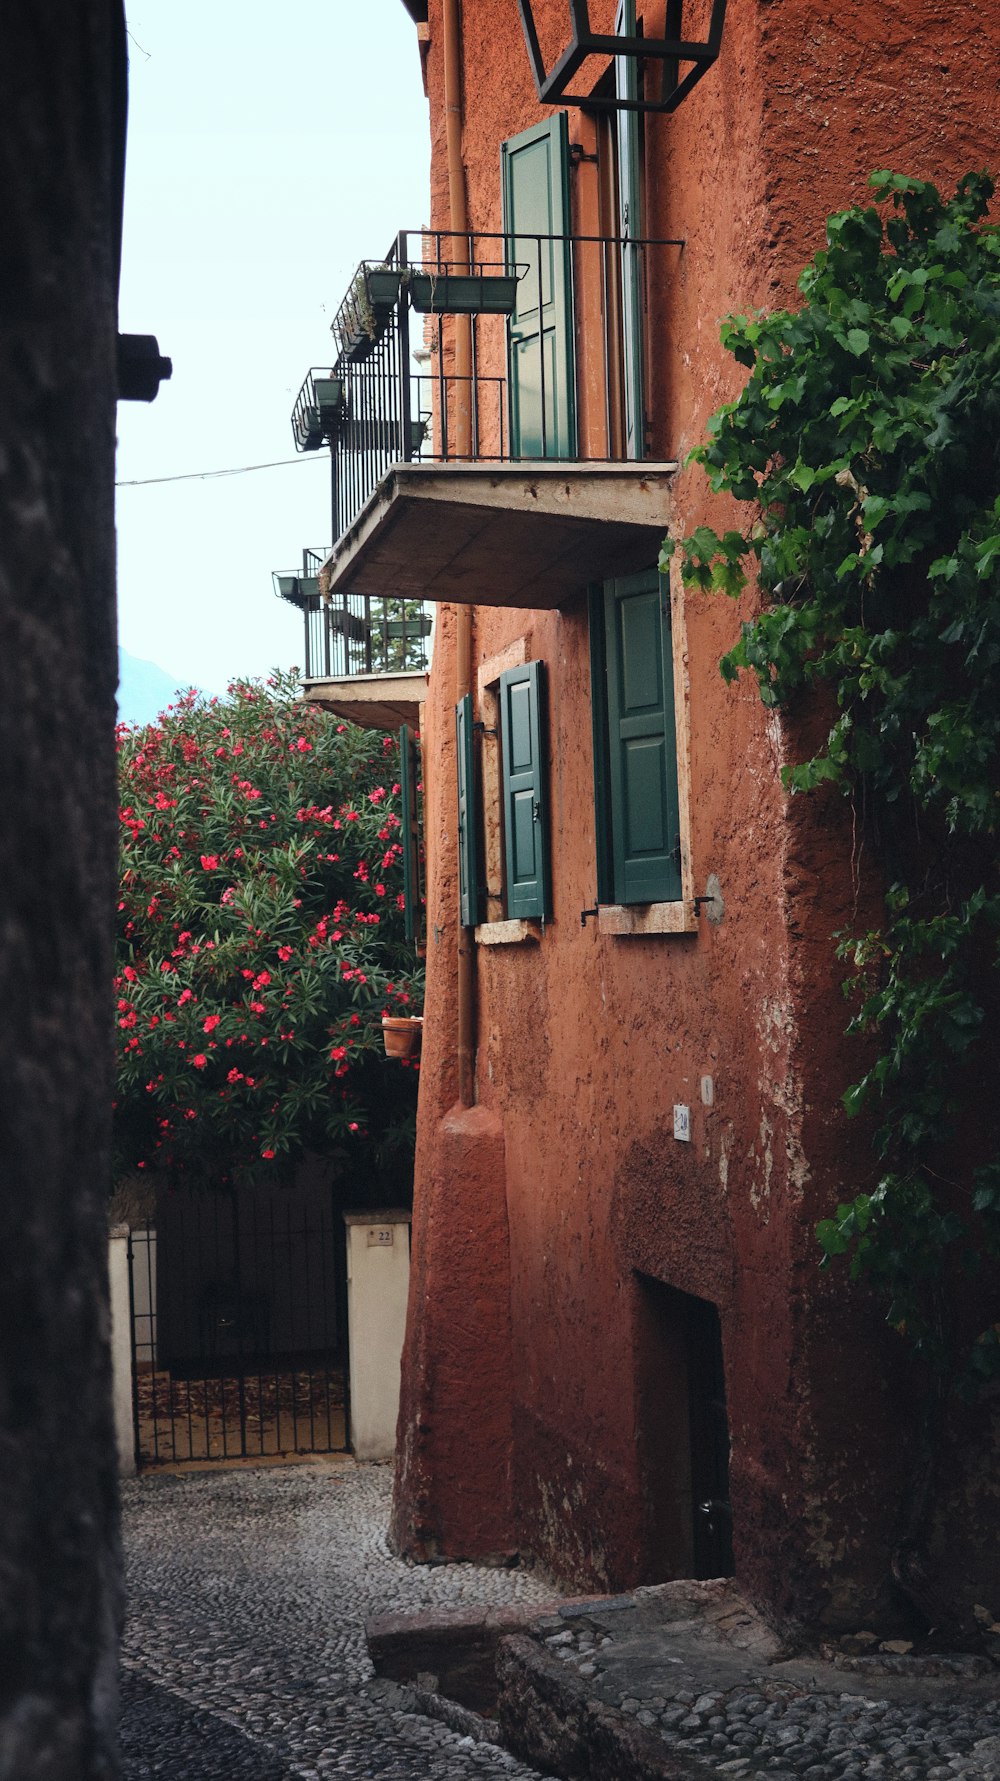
127, 1179, 349, 1468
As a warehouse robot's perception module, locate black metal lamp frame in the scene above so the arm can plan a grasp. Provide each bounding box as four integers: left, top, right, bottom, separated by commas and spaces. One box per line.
516, 0, 727, 114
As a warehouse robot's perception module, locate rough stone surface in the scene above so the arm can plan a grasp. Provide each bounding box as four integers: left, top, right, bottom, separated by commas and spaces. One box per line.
120, 1461, 562, 1778
496, 1580, 1000, 1781
0, 4, 123, 1777
367, 1602, 566, 1713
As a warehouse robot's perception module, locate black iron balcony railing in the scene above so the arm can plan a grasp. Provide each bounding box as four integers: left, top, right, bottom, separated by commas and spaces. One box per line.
273, 553, 432, 683
290, 225, 681, 552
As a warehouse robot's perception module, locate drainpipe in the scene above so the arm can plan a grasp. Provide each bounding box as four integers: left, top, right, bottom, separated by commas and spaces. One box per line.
442, 0, 475, 1107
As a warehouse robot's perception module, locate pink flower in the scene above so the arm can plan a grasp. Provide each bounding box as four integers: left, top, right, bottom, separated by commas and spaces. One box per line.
203, 1014, 220, 1033
330, 1045, 347, 1061
200, 854, 219, 870
192, 1053, 208, 1069
178, 988, 193, 1005
262, 1148, 275, 1160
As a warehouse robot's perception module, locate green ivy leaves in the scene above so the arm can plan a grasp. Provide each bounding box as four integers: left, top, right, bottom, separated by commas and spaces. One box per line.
670, 171, 1000, 1388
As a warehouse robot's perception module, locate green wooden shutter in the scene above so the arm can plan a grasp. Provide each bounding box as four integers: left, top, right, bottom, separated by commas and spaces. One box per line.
615, 0, 645, 462
604, 571, 681, 903
501, 113, 576, 460
588, 585, 615, 908
499, 660, 551, 920
456, 694, 480, 928
399, 724, 422, 948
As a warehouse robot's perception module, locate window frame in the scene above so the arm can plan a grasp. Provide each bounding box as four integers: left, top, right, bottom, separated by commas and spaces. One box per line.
589, 561, 697, 935
467, 639, 549, 945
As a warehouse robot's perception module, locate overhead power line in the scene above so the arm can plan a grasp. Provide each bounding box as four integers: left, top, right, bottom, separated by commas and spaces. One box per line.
116, 455, 322, 488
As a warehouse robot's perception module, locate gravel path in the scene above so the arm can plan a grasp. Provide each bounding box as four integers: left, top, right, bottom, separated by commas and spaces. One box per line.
120, 1460, 559, 1780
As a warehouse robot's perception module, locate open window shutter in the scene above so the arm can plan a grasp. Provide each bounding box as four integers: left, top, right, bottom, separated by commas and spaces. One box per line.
499, 660, 551, 920
604, 571, 682, 903
616, 0, 645, 462
399, 724, 422, 949
455, 694, 480, 929
501, 113, 576, 460
588, 585, 615, 908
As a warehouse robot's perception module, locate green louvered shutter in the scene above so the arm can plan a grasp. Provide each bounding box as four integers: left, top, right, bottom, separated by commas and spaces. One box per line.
399, 724, 422, 948
456, 694, 480, 929
604, 571, 681, 903
501, 113, 576, 459
588, 584, 615, 908
499, 660, 551, 920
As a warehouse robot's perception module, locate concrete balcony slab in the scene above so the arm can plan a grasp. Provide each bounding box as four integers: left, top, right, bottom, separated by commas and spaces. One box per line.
322, 461, 677, 609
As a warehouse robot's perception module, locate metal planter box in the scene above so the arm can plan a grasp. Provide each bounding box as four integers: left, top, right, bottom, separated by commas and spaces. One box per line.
408, 271, 519, 315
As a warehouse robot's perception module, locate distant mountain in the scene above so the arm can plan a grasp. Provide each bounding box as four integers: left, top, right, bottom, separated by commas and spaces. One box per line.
117, 647, 192, 729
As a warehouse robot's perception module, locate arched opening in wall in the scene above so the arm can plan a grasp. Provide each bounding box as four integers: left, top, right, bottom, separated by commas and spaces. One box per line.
633, 1274, 734, 1582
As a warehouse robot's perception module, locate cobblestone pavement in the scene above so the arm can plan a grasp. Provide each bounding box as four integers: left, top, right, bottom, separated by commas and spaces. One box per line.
537, 1604, 1000, 1780
120, 1460, 559, 1780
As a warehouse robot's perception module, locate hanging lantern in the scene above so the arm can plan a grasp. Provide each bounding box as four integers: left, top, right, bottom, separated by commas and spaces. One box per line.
516, 0, 727, 114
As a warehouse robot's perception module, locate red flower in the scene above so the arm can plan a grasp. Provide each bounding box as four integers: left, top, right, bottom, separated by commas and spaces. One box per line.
203, 1014, 220, 1033
192, 1053, 208, 1069
200, 854, 219, 870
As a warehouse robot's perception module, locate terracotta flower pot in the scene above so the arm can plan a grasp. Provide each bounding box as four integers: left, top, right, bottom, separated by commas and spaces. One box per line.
382, 1015, 423, 1059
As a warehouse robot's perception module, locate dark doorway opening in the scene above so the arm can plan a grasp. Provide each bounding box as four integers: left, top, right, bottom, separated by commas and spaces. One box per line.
634, 1274, 734, 1581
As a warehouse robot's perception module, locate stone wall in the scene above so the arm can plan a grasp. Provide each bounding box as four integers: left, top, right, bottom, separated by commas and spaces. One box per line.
0, 3, 123, 1773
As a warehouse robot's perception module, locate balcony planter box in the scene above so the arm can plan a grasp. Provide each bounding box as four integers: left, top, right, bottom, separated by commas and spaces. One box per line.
313, 377, 344, 430
381, 1016, 423, 1060
408, 271, 519, 315
294, 404, 324, 451
343, 326, 375, 364
327, 608, 369, 644
382, 615, 433, 640
364, 267, 403, 318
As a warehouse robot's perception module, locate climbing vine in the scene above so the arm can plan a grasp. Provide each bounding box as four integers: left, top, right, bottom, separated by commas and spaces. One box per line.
666, 171, 1000, 1391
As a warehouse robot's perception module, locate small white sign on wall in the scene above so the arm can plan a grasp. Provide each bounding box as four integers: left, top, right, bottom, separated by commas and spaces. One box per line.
673, 1103, 691, 1142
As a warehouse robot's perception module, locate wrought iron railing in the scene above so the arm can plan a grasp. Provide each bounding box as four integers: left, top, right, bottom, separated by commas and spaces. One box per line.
273, 556, 432, 683
290, 225, 681, 552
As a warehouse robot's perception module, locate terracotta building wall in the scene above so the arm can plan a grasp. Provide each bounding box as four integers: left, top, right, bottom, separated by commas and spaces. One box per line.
393, 0, 1000, 1627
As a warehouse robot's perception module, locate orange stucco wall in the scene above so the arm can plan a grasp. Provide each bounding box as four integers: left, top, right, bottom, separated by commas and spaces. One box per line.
392, 0, 1000, 1627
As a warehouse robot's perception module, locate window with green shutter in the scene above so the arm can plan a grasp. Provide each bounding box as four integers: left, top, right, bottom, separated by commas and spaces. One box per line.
499, 660, 551, 921
501, 114, 576, 460
590, 570, 682, 905
455, 693, 482, 929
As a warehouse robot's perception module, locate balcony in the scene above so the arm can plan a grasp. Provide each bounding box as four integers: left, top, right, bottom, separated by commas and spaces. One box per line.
274, 549, 431, 729
290, 229, 678, 609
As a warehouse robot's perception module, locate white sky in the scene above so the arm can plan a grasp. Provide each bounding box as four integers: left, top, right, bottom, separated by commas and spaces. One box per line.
116, 1, 431, 695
